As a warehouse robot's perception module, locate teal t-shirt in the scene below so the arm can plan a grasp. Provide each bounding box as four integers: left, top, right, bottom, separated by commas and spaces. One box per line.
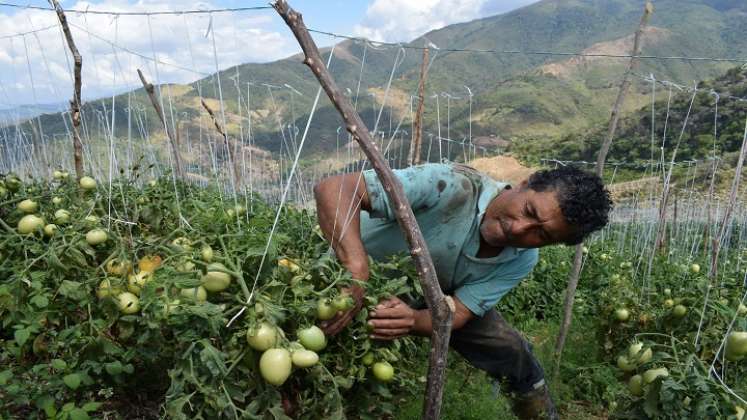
361, 163, 538, 317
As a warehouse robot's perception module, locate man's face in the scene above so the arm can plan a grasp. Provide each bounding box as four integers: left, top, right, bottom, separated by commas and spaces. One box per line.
480, 180, 575, 249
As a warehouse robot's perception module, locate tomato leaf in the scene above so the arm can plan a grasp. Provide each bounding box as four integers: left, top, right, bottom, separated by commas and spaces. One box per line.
105, 361, 123, 376
69, 407, 90, 420
14, 328, 30, 346
63, 373, 82, 390
35, 395, 56, 417
0, 370, 12, 385
51, 359, 67, 371
59, 280, 86, 302
82, 402, 102, 412
30, 294, 49, 308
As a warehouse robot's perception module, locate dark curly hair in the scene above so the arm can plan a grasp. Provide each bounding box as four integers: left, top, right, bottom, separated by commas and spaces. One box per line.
526, 166, 613, 245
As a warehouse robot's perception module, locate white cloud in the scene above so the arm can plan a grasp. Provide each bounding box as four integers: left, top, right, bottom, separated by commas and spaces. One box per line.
353, 0, 539, 43
0, 0, 294, 105
353, 0, 488, 43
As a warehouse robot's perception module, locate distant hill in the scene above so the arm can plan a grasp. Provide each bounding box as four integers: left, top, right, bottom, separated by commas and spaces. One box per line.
513, 66, 747, 191
6, 0, 747, 171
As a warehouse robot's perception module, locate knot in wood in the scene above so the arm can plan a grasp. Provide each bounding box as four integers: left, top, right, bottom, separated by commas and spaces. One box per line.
347, 125, 357, 134
444, 296, 456, 313
304, 57, 314, 66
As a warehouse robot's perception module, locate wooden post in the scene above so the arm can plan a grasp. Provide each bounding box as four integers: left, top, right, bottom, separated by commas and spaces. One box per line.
201, 99, 242, 189
409, 46, 429, 166
136, 69, 184, 179
272, 2, 453, 418
49, 0, 84, 180
555, 2, 653, 375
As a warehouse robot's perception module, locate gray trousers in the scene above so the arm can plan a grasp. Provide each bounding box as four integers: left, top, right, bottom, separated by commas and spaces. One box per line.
450, 309, 546, 395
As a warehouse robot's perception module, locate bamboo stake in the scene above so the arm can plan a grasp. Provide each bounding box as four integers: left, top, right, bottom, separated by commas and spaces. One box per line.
554, 1, 653, 376
136, 69, 184, 179
272, 2, 453, 418
49, 0, 84, 180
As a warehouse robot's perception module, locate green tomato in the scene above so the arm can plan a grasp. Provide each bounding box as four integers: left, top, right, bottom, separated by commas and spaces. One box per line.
672, 305, 687, 318
259, 348, 292, 386
636, 348, 653, 365
333, 294, 354, 311
97, 279, 122, 299
291, 349, 319, 368
628, 374, 644, 396
738, 304, 747, 316
43, 224, 57, 237
297, 325, 327, 352
616, 355, 636, 372
247, 322, 278, 351
180, 286, 207, 303
317, 298, 336, 320
79, 176, 96, 190
54, 209, 71, 224
642, 367, 668, 384
372, 361, 394, 382
725, 331, 747, 361
614, 308, 630, 322
201, 245, 214, 263
663, 299, 674, 308
171, 237, 193, 252
18, 215, 44, 235
202, 263, 231, 292
127, 272, 151, 295
362, 352, 375, 366
690, 263, 700, 274
105, 259, 131, 276
628, 343, 643, 359
17, 199, 38, 213
117, 292, 140, 314
86, 229, 108, 246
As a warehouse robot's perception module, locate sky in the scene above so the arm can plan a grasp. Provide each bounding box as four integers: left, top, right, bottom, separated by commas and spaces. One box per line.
0, 0, 540, 106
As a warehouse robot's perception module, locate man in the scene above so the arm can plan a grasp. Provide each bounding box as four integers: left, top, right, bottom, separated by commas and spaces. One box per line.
313, 162, 612, 419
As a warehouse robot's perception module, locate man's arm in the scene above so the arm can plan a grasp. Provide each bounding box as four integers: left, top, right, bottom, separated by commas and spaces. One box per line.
368, 295, 474, 340
314, 172, 371, 334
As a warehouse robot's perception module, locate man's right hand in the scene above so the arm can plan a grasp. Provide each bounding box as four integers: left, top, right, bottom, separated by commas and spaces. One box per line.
320, 285, 365, 336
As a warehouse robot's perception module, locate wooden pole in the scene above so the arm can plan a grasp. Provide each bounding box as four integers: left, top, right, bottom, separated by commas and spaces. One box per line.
554, 2, 653, 375
272, 2, 453, 418
409, 46, 429, 166
136, 69, 184, 179
201, 99, 242, 189
49, 0, 84, 180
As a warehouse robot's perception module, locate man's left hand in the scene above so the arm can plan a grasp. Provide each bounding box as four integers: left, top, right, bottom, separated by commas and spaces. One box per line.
368, 296, 416, 340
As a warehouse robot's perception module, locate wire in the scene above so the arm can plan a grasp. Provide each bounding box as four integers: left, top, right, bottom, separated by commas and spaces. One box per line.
0, 23, 56, 39
307, 28, 747, 64
0, 2, 272, 15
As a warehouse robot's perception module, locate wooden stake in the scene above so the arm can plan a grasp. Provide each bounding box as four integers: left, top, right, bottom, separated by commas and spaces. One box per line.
554, 1, 653, 376
49, 0, 84, 180
409, 46, 429, 166
272, 2, 453, 418
201, 99, 242, 189
136, 69, 184, 179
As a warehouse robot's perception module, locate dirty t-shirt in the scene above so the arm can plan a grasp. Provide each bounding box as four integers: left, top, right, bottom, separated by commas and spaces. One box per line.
360, 163, 538, 317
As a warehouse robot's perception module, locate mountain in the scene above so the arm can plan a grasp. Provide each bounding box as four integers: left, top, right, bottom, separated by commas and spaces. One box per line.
514, 65, 747, 190
5, 0, 747, 175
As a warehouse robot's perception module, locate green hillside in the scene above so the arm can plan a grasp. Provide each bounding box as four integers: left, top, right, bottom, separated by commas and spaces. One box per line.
7, 0, 747, 167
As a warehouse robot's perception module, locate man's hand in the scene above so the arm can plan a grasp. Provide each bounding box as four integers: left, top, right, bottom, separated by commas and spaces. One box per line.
368, 296, 417, 340
320, 285, 365, 336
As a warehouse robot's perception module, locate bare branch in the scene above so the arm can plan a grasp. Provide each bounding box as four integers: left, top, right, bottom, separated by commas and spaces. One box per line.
555, 1, 654, 375
49, 0, 84, 180
201, 99, 242, 189
136, 69, 184, 179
